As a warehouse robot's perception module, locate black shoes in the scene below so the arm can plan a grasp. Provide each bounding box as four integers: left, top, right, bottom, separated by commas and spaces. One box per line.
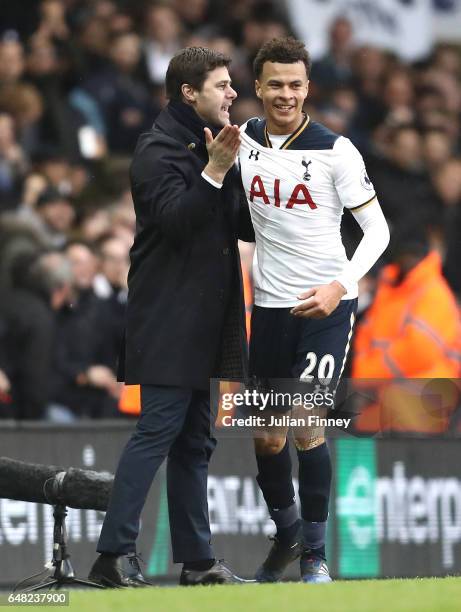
180, 560, 249, 586
88, 552, 152, 588
255, 530, 303, 583
89, 554, 250, 587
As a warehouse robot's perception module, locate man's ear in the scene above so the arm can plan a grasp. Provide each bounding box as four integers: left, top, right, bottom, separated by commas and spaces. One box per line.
306, 79, 310, 98
255, 80, 262, 100
181, 83, 197, 103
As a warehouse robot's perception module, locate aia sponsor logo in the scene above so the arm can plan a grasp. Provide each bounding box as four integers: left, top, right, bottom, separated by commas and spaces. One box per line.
249, 175, 317, 210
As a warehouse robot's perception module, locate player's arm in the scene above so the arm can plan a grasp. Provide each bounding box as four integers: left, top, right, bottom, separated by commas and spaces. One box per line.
291, 139, 390, 319
292, 199, 390, 319
235, 149, 255, 242
237, 190, 255, 242
234, 121, 256, 242
335, 198, 390, 292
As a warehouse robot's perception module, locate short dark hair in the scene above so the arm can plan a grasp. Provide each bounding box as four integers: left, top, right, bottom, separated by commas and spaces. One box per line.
388, 225, 429, 261
165, 47, 231, 101
253, 37, 311, 80
36, 188, 71, 208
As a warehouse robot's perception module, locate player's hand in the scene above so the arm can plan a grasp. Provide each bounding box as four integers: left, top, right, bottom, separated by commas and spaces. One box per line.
290, 281, 346, 319
203, 125, 241, 183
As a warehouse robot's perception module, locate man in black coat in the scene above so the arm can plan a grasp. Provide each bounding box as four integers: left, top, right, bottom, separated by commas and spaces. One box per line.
0, 250, 73, 420
89, 47, 254, 587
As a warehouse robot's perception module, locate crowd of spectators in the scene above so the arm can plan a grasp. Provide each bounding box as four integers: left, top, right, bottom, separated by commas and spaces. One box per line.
1, 0, 460, 421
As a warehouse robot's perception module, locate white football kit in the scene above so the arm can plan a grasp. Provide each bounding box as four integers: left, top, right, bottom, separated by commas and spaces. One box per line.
239, 116, 389, 308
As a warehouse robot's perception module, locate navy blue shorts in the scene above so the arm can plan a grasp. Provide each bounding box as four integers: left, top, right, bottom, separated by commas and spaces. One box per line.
249, 299, 358, 390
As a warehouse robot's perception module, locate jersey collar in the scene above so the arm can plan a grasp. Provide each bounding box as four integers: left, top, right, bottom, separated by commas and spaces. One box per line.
264, 113, 310, 150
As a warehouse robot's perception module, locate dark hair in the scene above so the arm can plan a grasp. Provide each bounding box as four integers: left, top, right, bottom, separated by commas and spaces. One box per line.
253, 37, 311, 80
165, 47, 231, 101
388, 225, 430, 261
36, 188, 71, 208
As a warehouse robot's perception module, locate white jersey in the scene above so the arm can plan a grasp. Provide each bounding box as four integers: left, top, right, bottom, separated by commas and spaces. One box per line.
239, 116, 377, 307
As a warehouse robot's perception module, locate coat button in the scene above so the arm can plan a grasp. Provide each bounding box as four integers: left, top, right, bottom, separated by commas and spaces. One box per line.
222, 247, 230, 255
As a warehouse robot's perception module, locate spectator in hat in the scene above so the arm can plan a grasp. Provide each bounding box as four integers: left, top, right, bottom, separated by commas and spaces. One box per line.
18, 186, 75, 247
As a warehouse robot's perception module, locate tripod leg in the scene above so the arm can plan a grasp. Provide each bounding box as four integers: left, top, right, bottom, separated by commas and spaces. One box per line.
72, 578, 106, 589
22, 579, 59, 593
17, 506, 108, 592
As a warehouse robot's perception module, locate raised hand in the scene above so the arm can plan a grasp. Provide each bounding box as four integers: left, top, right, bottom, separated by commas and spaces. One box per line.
203, 125, 241, 184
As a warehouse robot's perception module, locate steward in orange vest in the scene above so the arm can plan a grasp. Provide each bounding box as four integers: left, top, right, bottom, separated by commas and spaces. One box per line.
352, 231, 461, 433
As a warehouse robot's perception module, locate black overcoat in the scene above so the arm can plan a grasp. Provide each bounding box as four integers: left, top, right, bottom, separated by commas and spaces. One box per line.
118, 103, 254, 390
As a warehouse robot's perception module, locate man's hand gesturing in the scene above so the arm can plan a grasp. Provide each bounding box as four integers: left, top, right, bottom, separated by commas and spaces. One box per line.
203, 125, 240, 185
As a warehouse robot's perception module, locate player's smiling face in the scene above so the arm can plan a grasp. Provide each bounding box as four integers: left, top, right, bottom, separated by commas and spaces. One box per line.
184, 66, 237, 128
255, 61, 309, 135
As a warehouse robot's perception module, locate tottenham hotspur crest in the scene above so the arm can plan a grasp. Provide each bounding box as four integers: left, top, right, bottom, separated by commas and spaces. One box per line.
302, 158, 312, 181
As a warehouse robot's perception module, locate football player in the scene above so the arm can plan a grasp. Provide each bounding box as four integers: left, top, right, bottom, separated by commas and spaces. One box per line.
239, 37, 389, 583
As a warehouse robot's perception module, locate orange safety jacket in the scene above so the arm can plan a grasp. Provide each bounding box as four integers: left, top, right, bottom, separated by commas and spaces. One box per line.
352, 252, 461, 433
118, 383, 141, 416
242, 264, 253, 340
353, 251, 461, 379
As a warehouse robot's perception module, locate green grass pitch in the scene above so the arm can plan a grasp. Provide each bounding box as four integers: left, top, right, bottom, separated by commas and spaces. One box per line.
62, 577, 461, 612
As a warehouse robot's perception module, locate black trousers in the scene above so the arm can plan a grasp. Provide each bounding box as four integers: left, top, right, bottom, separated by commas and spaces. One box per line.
97, 385, 216, 563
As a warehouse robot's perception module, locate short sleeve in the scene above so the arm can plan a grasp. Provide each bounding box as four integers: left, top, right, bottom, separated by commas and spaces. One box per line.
332, 137, 376, 211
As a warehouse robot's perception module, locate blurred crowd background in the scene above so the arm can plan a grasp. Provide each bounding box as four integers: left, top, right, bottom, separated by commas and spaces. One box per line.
1, 0, 461, 423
